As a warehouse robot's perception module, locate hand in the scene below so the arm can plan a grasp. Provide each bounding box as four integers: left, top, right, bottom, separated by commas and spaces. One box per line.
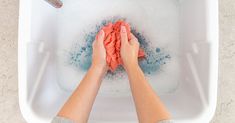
120, 26, 140, 71
92, 30, 107, 71
58, 30, 108, 122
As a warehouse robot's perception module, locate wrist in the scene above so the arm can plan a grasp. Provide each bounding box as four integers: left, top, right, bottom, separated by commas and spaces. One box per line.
125, 62, 139, 73
90, 63, 107, 74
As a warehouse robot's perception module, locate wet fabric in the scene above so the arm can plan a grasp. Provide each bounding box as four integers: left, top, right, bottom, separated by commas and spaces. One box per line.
100, 20, 145, 71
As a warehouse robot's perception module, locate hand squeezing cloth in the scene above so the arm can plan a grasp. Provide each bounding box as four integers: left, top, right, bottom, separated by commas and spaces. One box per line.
99, 20, 145, 71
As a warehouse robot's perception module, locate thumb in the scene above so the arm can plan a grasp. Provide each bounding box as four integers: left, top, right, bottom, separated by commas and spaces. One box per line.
120, 26, 128, 45
97, 30, 105, 42
129, 33, 138, 45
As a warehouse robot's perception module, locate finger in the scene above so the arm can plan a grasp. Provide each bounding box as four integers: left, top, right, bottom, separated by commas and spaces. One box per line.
130, 40, 139, 48
92, 41, 97, 51
92, 39, 96, 47
97, 30, 105, 42
130, 33, 139, 46
130, 33, 137, 40
120, 26, 128, 44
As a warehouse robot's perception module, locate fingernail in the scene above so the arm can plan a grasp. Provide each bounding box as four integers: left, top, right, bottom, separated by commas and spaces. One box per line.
121, 26, 126, 33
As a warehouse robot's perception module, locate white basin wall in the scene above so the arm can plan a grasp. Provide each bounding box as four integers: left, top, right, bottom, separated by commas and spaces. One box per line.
18, 0, 218, 123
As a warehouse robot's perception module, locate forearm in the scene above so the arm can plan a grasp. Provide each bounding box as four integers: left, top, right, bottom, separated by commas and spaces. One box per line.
126, 64, 171, 123
58, 64, 106, 123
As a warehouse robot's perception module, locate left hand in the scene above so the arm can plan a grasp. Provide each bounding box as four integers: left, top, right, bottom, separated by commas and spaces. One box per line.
92, 30, 107, 71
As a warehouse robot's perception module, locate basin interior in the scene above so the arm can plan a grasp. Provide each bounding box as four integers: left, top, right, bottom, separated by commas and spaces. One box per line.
26, 0, 212, 122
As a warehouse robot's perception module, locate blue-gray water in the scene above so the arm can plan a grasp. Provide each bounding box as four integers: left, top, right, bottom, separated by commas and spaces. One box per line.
68, 18, 171, 77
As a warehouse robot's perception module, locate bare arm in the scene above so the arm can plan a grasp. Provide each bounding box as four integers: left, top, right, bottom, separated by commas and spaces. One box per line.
57, 30, 107, 123
120, 26, 171, 123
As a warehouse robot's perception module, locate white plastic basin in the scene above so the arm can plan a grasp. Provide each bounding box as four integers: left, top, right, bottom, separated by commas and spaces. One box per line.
18, 0, 218, 123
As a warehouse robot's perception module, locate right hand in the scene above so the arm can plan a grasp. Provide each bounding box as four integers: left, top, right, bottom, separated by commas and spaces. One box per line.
120, 26, 140, 71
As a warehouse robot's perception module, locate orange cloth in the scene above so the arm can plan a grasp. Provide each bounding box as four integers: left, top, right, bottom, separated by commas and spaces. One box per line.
100, 20, 145, 71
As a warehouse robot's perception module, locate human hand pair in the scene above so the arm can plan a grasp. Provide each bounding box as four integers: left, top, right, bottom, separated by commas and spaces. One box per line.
92, 26, 140, 72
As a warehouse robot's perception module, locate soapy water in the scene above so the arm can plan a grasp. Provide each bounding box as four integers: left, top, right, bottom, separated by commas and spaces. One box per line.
67, 18, 171, 79
56, 0, 180, 93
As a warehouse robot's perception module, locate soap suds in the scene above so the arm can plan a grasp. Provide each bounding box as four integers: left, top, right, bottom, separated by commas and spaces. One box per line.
56, 0, 180, 94
67, 18, 171, 78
